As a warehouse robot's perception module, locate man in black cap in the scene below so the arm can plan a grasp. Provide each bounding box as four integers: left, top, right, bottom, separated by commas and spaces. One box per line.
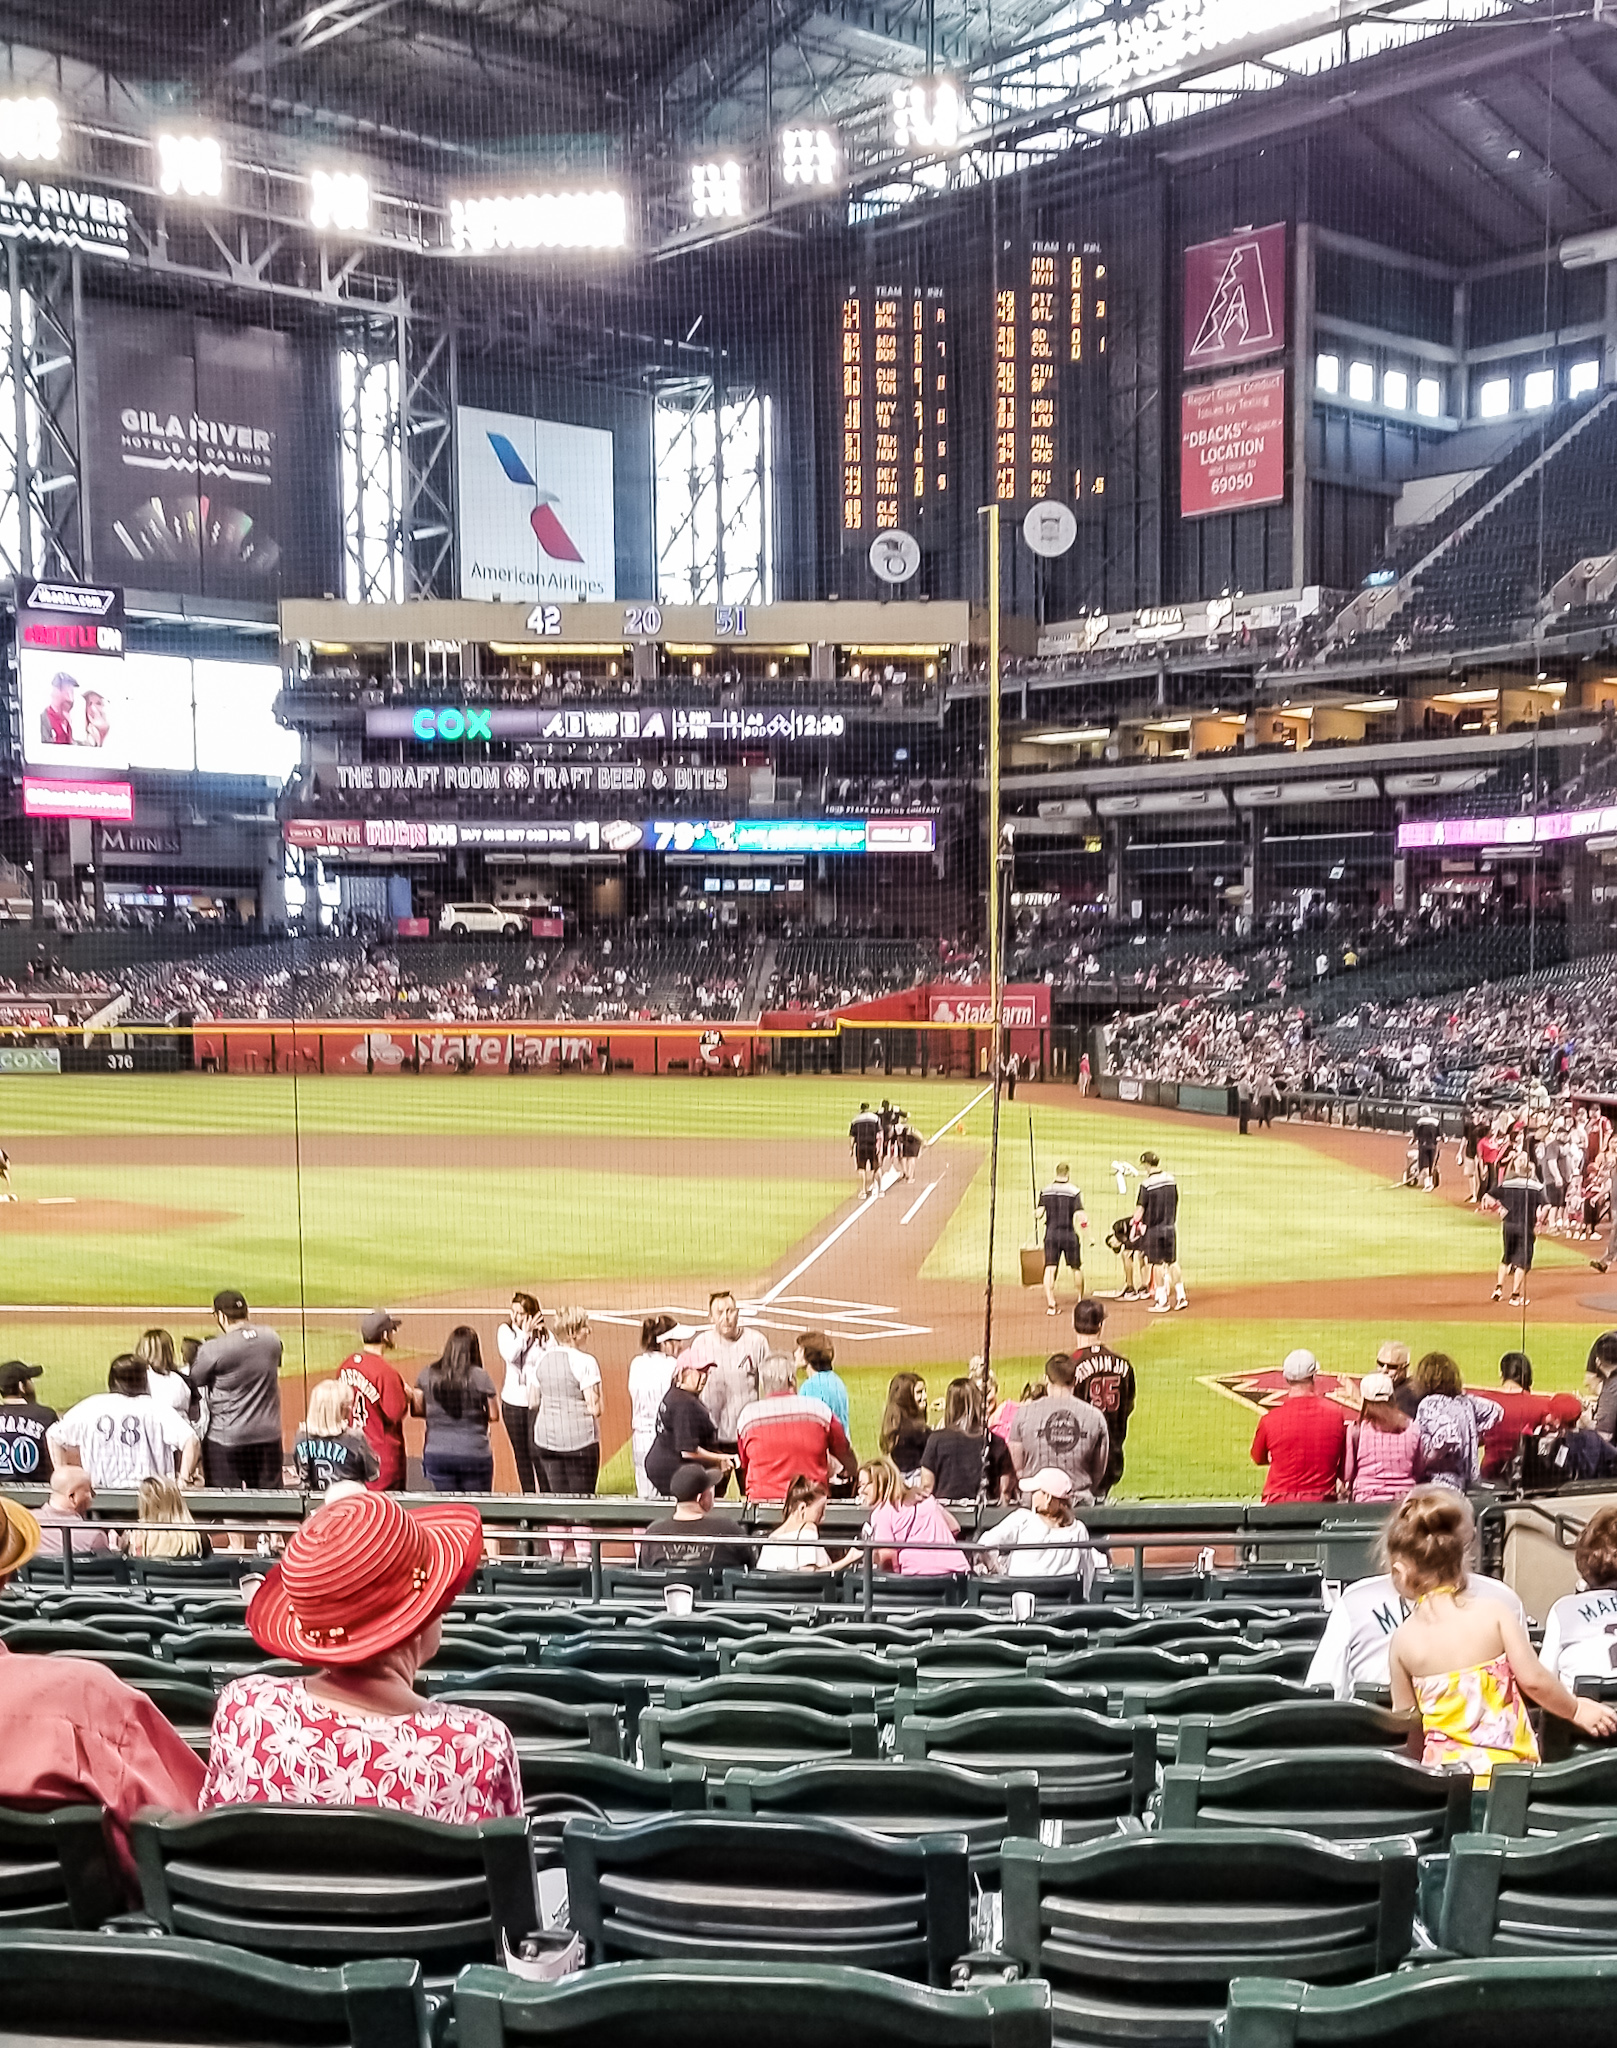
0, 1360, 56, 1482
190, 1288, 284, 1489
639, 1464, 754, 1571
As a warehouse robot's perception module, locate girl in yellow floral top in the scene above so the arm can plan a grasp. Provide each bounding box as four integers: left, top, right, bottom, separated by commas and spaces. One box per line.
1386, 1489, 1617, 1784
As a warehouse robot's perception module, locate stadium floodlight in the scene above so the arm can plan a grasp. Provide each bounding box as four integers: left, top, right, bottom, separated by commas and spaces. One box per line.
157, 132, 222, 199
448, 190, 627, 252
0, 96, 60, 164
781, 126, 838, 186
310, 169, 369, 234
690, 161, 743, 221
894, 79, 962, 153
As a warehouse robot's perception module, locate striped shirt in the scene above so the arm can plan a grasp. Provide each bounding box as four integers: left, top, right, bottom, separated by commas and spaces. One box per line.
735, 1391, 853, 1499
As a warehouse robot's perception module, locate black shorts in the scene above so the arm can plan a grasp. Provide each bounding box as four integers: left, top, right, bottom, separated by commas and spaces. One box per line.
1143, 1226, 1177, 1265
203, 1439, 282, 1489
1045, 1230, 1082, 1271
1503, 1230, 1534, 1272
855, 1147, 878, 1170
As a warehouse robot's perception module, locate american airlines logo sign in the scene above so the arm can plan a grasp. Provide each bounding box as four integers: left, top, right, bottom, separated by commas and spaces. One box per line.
1183, 224, 1286, 372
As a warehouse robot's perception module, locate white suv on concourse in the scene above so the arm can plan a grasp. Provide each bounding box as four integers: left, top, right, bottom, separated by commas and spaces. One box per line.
439, 901, 526, 938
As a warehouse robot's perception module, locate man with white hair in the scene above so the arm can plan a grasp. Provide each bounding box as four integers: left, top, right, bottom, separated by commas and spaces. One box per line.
735, 1351, 858, 1501
1249, 1349, 1346, 1502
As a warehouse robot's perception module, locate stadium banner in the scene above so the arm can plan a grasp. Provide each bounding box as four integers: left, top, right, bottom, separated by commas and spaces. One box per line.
1180, 369, 1286, 518
365, 705, 852, 745
188, 1025, 752, 1078
1399, 806, 1617, 850
457, 404, 616, 603
283, 816, 936, 857
0, 1046, 62, 1074
329, 762, 731, 798
83, 310, 310, 601
1183, 223, 1286, 371
22, 777, 134, 822
927, 984, 1052, 1030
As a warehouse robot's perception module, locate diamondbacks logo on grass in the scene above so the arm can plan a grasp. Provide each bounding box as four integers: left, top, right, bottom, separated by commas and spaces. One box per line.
1199, 1367, 1362, 1415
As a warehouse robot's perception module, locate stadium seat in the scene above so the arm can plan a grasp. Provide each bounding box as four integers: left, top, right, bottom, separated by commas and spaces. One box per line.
130, 1806, 538, 1971
426, 1663, 653, 1742
719, 1760, 1041, 1874
517, 1754, 707, 1864
0, 1804, 123, 1930
639, 1701, 881, 1771
1040, 1646, 1211, 1685
541, 1635, 718, 1681
1215, 1955, 1617, 2048
892, 1678, 1108, 1722
1116, 1675, 1329, 1726
476, 1565, 594, 1598
911, 1639, 1063, 1681
893, 1707, 1154, 1836
1158, 1753, 1473, 1848
451, 1956, 1053, 2048
720, 1568, 850, 1605
998, 1829, 1416, 2048
1435, 1823, 1617, 1955
1174, 1700, 1423, 1768
1483, 1752, 1617, 1837
0, 1930, 428, 2048
807, 1622, 929, 1649
662, 1675, 884, 1720
433, 1688, 622, 1758
560, 1814, 971, 1983
727, 1644, 920, 1691
0, 1620, 152, 1659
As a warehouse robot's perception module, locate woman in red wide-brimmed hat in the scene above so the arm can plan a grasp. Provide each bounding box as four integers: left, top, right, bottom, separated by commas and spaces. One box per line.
200, 1491, 520, 1823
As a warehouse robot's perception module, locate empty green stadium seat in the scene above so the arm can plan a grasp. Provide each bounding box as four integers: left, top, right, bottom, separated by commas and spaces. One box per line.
1040, 1646, 1211, 1685
1215, 1955, 1617, 2048
639, 1701, 880, 1771
1158, 1754, 1473, 1848
453, 1957, 1052, 2048
541, 1636, 717, 1681
662, 1675, 883, 1720
1, 1620, 150, 1659
1484, 1752, 1617, 1837
999, 1829, 1416, 2048
727, 1645, 920, 1691
517, 1753, 706, 1864
561, 1814, 970, 1983
131, 1806, 537, 1972
425, 1663, 652, 1743
1174, 1701, 1422, 1768
894, 1707, 1154, 1836
0, 1804, 122, 1930
894, 1678, 1107, 1722
1436, 1823, 1617, 1955
433, 1689, 621, 1758
1117, 1675, 1328, 1726
720, 1759, 1040, 1873
0, 1930, 428, 2048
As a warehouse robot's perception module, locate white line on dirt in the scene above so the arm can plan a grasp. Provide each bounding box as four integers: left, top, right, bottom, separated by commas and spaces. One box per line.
927, 1084, 992, 1145
757, 1196, 879, 1305
900, 1180, 939, 1226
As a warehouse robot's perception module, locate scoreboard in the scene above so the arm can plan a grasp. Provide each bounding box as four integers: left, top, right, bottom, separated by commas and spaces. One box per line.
993, 238, 1108, 509
840, 283, 951, 537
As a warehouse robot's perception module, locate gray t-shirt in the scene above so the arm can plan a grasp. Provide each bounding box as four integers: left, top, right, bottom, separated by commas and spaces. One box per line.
417, 1364, 498, 1458
192, 1323, 284, 1447
1008, 1394, 1111, 1502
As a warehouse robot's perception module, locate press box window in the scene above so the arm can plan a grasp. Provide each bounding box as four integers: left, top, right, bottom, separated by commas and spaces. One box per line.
1570, 359, 1601, 398
1478, 377, 1511, 419
1524, 368, 1554, 411
1416, 377, 1442, 418
1347, 360, 1374, 403
1382, 370, 1408, 410
1315, 353, 1340, 394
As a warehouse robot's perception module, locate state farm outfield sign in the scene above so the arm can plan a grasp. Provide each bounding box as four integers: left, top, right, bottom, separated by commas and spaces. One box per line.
928, 984, 1051, 1029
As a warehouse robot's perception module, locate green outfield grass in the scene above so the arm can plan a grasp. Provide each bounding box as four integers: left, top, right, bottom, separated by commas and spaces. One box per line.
922, 1105, 1584, 1288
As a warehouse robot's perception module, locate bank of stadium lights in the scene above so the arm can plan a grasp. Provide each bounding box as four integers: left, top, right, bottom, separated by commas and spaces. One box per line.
690, 161, 743, 221
781, 127, 838, 187
156, 132, 222, 200
0, 96, 60, 164
448, 190, 627, 253
309, 169, 370, 235
893, 79, 962, 153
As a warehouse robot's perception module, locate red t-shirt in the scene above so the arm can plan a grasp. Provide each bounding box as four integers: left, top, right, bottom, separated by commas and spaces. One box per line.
1251, 1393, 1347, 1502
337, 1351, 410, 1490
1470, 1384, 1582, 1481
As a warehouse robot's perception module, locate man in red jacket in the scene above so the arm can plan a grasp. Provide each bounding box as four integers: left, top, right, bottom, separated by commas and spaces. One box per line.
1250, 1350, 1347, 1503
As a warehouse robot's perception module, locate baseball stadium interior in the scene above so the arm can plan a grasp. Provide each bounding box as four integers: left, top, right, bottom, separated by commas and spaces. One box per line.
16, 0, 1617, 2043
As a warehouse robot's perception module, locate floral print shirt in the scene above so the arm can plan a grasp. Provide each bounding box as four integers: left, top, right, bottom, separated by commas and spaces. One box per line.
201, 1674, 522, 1823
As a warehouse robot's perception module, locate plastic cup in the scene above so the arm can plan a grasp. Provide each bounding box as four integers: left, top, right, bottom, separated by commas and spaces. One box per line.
663, 1582, 695, 1617
1011, 1590, 1036, 1622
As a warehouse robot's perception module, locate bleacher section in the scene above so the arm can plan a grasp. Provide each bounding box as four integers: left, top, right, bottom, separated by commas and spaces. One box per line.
2, 1536, 1607, 2048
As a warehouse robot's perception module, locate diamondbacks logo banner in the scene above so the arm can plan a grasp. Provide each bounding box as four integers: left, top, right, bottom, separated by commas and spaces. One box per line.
1183, 223, 1287, 372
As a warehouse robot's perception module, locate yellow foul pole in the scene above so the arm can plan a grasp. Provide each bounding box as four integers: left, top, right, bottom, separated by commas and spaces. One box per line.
986, 502, 1002, 1031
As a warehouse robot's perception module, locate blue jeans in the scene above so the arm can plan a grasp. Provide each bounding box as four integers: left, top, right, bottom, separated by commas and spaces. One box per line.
423, 1449, 494, 1494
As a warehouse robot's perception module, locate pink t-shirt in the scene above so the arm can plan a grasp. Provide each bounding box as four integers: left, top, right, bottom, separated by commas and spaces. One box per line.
866, 1495, 968, 1576
202, 1673, 522, 1824
1344, 1418, 1422, 1503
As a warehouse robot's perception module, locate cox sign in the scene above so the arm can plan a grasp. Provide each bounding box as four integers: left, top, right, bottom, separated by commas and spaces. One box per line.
411, 707, 494, 742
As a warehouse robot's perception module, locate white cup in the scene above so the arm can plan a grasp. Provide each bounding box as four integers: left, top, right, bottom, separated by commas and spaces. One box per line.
663, 1582, 694, 1617
1011, 1590, 1036, 1622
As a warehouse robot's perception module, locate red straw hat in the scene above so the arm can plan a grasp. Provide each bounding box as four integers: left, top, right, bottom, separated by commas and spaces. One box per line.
247, 1491, 482, 1667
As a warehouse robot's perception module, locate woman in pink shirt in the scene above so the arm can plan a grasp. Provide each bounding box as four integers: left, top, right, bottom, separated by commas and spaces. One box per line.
858, 1455, 968, 1577
1343, 1372, 1423, 1503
